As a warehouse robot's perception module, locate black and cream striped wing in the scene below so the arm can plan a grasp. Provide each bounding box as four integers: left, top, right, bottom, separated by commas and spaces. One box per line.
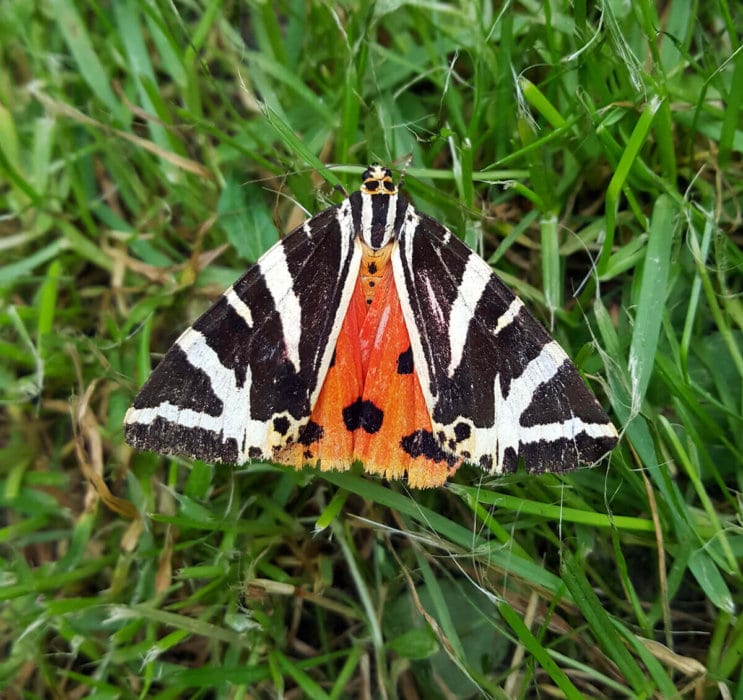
124, 199, 361, 464
393, 207, 618, 475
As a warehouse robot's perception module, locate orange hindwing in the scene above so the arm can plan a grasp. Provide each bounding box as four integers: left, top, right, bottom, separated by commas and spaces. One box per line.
276, 243, 460, 488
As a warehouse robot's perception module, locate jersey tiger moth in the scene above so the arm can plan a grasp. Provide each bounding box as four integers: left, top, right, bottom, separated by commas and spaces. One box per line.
124, 165, 618, 488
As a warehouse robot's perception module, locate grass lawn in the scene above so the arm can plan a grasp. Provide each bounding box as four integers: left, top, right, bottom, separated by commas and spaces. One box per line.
1, 1, 742, 697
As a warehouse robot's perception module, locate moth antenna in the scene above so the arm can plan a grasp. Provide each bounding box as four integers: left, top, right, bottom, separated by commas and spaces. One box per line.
392, 154, 414, 189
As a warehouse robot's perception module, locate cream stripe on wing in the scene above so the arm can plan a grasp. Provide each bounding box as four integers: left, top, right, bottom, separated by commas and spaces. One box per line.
493, 298, 524, 336
258, 243, 302, 372
446, 253, 491, 377
225, 286, 253, 327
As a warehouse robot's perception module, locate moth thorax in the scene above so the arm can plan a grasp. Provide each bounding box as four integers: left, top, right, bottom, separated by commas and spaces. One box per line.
359, 190, 399, 248
359, 241, 393, 307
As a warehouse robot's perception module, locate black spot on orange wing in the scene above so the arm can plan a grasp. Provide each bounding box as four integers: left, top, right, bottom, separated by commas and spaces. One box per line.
396, 347, 414, 374
342, 398, 384, 434
299, 420, 323, 445
342, 397, 362, 430
360, 401, 383, 433
400, 430, 457, 466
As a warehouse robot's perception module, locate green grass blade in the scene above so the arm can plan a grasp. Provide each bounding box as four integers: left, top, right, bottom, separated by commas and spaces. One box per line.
600, 96, 662, 274
561, 553, 652, 696
50, 0, 128, 124
498, 601, 583, 699
627, 194, 676, 409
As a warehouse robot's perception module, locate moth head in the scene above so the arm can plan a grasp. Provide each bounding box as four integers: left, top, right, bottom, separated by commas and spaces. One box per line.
361, 164, 398, 195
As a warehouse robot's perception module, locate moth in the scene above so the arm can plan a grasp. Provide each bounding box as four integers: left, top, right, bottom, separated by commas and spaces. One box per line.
125, 165, 618, 488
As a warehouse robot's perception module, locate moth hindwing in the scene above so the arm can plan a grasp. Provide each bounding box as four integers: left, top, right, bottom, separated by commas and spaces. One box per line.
125, 164, 618, 488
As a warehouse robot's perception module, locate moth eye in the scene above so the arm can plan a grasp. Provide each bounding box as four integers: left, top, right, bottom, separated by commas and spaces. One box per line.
365, 180, 380, 191
383, 180, 396, 192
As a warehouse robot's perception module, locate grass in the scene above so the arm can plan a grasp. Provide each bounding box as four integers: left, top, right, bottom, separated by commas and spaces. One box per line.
1, 0, 742, 697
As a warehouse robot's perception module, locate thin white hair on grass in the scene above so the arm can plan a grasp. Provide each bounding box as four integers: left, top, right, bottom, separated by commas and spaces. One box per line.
457, 471, 512, 604
601, 0, 645, 94
684, 177, 716, 274
602, 457, 625, 522
348, 511, 507, 598
484, 0, 512, 44
348, 514, 453, 551
563, 6, 605, 63
393, 62, 465, 103
512, 65, 539, 134
441, 538, 505, 608
397, 482, 482, 554
561, 219, 604, 299
556, 480, 566, 549
235, 65, 263, 115
504, 589, 541, 698
325, 3, 349, 48
441, 49, 459, 104
466, 471, 515, 594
